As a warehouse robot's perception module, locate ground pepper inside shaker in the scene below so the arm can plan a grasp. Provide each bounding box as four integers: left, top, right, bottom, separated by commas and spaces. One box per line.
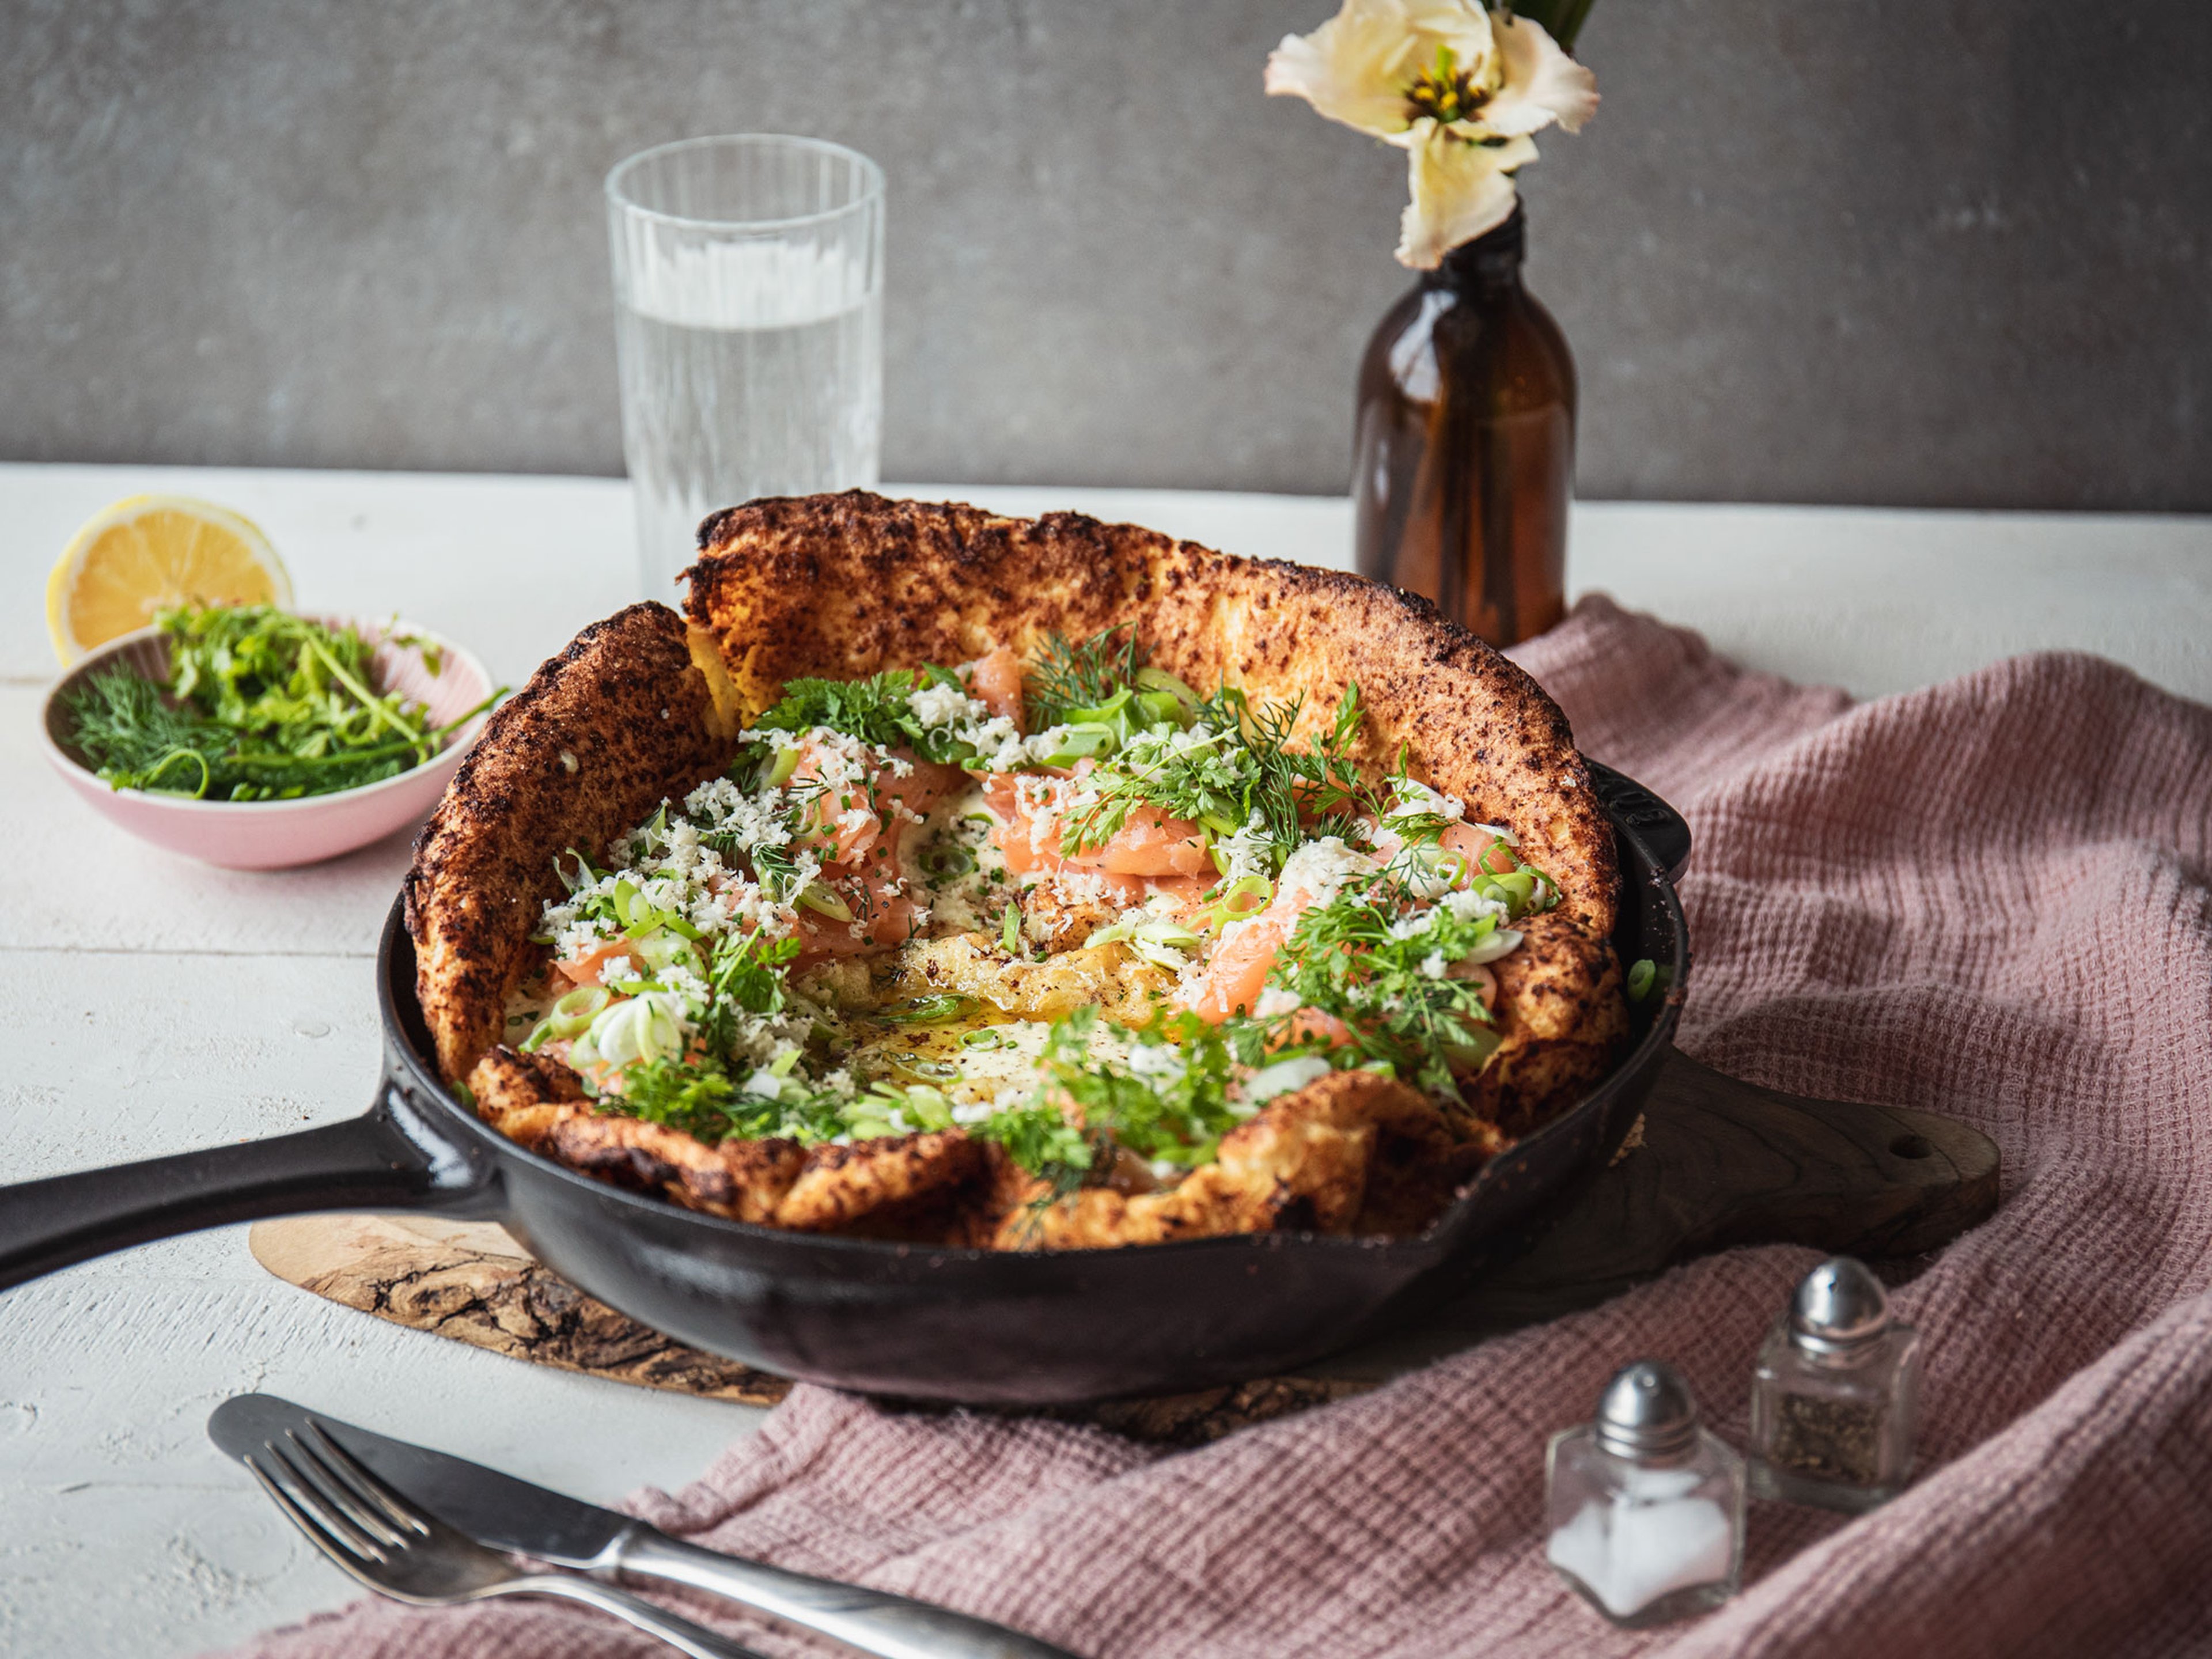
1544, 1361, 1746, 1628
1749, 1256, 1922, 1512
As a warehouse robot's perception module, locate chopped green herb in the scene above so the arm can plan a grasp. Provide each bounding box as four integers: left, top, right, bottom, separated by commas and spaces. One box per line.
982, 1008, 1274, 1202
1264, 875, 1515, 1095
1058, 683, 1376, 877
751, 663, 984, 766
699, 926, 801, 1056
66, 604, 502, 801
969, 1096, 1095, 1200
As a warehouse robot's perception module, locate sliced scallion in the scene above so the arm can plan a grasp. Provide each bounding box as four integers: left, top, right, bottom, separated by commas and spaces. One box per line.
919, 844, 977, 879
1489, 870, 1537, 910
1443, 1025, 1504, 1070
901, 1087, 957, 1130
1038, 723, 1118, 767
1135, 665, 1200, 709
880, 993, 977, 1025
1135, 690, 1190, 730
1200, 874, 1271, 930
1626, 957, 1658, 1002
1460, 927, 1524, 966
1418, 847, 1471, 888
797, 884, 853, 922
550, 985, 610, 1037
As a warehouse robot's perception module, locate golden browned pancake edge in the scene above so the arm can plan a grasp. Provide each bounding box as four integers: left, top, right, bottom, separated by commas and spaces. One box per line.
685, 491, 1618, 937
406, 603, 727, 1082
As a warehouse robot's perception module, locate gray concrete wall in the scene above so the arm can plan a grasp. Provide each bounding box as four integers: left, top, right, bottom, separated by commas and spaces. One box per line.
4, 0, 2206, 510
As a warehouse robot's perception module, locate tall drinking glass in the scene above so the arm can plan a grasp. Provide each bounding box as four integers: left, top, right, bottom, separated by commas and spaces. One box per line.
606, 135, 885, 599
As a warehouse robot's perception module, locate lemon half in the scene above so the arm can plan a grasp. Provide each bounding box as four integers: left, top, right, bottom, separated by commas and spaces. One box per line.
47, 495, 293, 665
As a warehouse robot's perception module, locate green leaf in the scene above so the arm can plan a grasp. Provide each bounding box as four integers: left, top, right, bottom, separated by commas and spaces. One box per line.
751, 662, 989, 767
1502, 0, 1596, 52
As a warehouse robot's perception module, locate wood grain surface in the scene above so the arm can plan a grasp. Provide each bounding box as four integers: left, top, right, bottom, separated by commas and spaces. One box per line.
252, 1045, 1999, 1440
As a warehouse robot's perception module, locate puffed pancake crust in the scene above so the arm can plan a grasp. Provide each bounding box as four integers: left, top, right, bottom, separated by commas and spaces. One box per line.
407, 493, 1626, 1248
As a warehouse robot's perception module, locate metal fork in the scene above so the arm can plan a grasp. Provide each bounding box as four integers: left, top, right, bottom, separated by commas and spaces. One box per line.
245, 1422, 768, 1659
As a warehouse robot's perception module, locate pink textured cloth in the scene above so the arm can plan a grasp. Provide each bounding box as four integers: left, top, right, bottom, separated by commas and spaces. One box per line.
214, 597, 2212, 1659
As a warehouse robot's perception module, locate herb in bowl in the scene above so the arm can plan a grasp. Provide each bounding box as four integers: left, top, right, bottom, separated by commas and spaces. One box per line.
65, 604, 502, 801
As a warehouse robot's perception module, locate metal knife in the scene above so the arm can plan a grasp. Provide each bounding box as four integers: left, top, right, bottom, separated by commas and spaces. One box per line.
210, 1394, 1081, 1659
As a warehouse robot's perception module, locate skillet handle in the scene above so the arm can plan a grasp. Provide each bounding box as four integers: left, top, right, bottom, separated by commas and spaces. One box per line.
0, 1092, 499, 1291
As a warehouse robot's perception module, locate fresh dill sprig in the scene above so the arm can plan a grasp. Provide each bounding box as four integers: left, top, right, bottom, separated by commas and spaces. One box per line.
1023, 626, 1145, 728
1058, 683, 1378, 875
66, 603, 501, 801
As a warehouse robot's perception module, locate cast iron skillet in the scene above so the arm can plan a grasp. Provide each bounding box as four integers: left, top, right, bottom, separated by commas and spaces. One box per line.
0, 764, 1691, 1406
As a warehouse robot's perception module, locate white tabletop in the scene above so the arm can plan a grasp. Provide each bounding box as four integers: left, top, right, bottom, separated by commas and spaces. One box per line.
2, 461, 2207, 1657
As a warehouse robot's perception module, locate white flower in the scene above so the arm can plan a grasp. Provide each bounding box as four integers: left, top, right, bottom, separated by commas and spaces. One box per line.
1266, 0, 1597, 268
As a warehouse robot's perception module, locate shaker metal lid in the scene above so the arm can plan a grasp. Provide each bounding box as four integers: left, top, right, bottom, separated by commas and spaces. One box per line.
1594, 1360, 1700, 1459
1791, 1256, 1891, 1354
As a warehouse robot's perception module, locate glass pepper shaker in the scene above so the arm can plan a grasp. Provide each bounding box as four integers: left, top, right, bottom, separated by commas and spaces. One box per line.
1545, 1361, 1746, 1627
1749, 1256, 1922, 1512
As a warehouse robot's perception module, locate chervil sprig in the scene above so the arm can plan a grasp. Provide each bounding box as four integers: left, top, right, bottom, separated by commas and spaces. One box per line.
749, 666, 989, 767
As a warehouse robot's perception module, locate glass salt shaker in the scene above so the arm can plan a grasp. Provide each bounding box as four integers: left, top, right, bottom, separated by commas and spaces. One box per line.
1545, 1361, 1746, 1627
1749, 1256, 1922, 1512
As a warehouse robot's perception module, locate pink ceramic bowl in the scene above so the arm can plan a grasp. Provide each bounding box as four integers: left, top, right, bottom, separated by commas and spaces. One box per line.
40, 616, 495, 871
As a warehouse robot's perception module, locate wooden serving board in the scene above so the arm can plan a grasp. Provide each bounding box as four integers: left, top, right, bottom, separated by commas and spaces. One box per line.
251, 1050, 1998, 1444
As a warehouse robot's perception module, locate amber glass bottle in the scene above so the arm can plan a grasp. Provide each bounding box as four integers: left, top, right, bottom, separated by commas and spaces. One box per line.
1352, 208, 1575, 647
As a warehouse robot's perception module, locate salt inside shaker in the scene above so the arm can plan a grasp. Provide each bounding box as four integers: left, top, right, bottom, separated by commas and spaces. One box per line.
1748, 1256, 1921, 1512
1544, 1361, 1746, 1627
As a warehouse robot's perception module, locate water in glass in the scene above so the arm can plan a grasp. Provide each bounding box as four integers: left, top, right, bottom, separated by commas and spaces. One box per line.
608, 136, 884, 599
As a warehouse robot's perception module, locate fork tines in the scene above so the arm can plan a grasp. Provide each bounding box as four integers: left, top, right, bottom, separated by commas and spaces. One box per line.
245, 1423, 433, 1565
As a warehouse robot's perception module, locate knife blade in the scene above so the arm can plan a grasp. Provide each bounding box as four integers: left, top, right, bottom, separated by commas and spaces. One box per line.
209, 1393, 1081, 1659
210, 1392, 633, 1566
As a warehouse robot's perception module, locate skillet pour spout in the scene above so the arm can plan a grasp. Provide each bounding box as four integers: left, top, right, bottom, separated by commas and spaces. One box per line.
0, 772, 1691, 1406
